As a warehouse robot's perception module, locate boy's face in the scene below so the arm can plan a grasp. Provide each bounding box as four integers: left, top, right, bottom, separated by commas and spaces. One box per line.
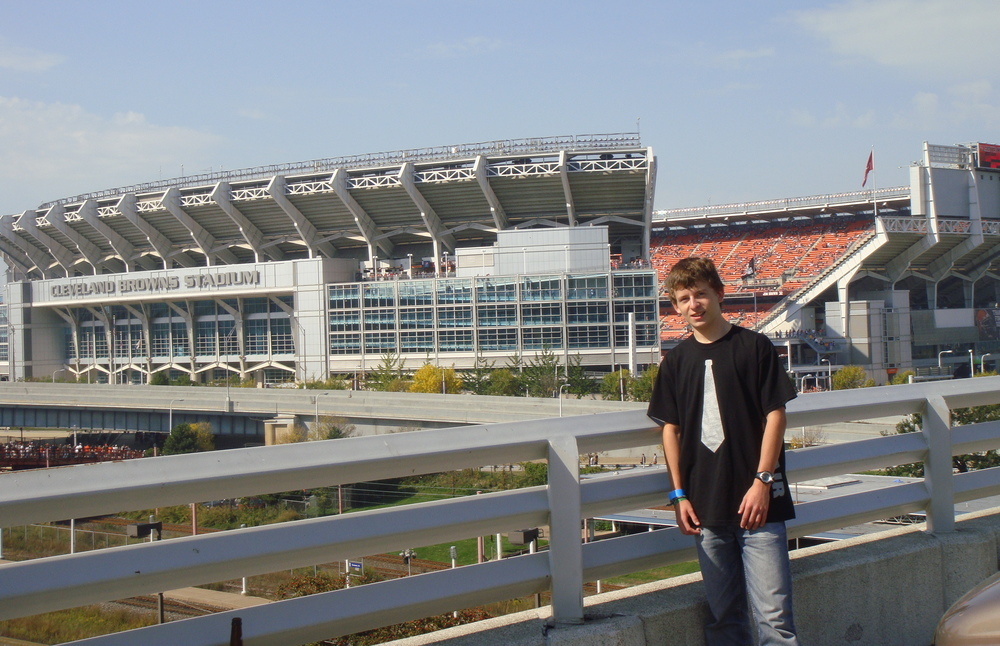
671, 280, 725, 338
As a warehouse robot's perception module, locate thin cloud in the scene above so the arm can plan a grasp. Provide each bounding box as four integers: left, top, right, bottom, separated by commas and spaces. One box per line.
716, 47, 775, 68
0, 97, 221, 211
421, 36, 507, 59
0, 40, 64, 72
791, 0, 1000, 78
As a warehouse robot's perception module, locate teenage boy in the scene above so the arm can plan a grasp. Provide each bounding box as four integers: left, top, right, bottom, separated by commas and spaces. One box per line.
647, 257, 800, 645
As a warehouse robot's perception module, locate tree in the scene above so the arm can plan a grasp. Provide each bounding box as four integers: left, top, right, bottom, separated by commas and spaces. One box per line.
522, 347, 564, 398
408, 363, 462, 394
367, 351, 409, 392
832, 365, 875, 390
564, 354, 596, 397
600, 369, 631, 401
310, 415, 356, 441
630, 364, 659, 402
485, 368, 522, 397
884, 373, 1000, 476
889, 370, 915, 385
149, 371, 169, 386
460, 357, 495, 395
162, 422, 214, 455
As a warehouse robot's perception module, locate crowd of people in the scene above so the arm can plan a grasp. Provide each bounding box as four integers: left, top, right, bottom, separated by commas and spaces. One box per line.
0, 441, 143, 463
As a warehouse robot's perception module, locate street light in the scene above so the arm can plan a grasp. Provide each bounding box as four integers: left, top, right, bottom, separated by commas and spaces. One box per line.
52, 368, 65, 383
820, 359, 831, 391
983, 353, 993, 374
970, 349, 975, 377
938, 350, 953, 369
558, 383, 569, 417
168, 399, 184, 433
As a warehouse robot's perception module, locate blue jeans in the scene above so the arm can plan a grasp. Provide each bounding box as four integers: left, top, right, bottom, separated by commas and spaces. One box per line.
696, 522, 800, 646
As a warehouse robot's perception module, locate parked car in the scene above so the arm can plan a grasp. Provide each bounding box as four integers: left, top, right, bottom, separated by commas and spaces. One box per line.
935, 572, 1000, 645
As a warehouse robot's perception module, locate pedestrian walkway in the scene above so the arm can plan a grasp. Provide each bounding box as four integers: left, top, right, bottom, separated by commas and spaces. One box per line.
164, 586, 270, 610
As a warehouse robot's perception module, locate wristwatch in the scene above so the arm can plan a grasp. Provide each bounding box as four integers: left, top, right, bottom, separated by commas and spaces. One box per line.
754, 471, 774, 485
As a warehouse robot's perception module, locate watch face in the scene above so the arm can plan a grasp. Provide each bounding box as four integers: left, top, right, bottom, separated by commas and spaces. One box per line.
757, 471, 774, 484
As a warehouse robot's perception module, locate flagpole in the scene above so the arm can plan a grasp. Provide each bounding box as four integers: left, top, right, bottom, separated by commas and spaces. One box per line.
871, 146, 877, 218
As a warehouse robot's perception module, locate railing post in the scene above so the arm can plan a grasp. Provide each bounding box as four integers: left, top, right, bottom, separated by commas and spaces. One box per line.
547, 436, 584, 624
922, 395, 954, 534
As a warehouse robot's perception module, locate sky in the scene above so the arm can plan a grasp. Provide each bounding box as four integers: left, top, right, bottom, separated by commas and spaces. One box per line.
1, 0, 999, 217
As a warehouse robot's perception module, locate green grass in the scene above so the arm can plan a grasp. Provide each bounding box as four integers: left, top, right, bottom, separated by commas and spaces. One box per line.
605, 561, 701, 586
0, 606, 155, 644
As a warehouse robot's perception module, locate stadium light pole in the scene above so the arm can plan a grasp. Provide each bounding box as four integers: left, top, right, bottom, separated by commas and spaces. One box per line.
938, 350, 953, 369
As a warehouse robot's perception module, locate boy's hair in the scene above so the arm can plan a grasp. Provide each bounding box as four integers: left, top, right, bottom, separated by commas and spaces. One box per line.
665, 257, 724, 305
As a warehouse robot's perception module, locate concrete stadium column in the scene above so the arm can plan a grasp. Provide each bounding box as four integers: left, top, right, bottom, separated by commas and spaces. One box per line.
926, 282, 937, 311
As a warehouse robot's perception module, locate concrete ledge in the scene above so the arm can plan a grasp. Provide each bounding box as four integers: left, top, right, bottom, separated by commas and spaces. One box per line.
386, 507, 1000, 646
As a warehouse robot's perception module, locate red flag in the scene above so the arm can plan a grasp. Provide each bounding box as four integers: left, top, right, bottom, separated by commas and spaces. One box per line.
862, 151, 874, 187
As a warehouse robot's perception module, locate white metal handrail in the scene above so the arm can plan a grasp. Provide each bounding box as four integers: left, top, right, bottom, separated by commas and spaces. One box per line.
2, 378, 1000, 645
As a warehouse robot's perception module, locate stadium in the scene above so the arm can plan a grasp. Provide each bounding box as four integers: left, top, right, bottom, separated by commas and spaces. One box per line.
0, 135, 997, 387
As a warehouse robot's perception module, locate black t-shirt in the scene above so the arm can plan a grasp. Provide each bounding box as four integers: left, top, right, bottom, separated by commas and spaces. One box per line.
647, 325, 797, 526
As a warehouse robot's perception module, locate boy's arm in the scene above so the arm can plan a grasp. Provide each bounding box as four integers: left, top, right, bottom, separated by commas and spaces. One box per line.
662, 422, 701, 535
738, 406, 787, 530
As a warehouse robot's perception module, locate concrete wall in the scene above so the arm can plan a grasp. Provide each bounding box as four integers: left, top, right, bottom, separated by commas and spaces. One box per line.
387, 507, 1000, 646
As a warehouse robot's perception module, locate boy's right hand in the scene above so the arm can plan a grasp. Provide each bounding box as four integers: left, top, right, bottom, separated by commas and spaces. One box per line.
675, 500, 702, 535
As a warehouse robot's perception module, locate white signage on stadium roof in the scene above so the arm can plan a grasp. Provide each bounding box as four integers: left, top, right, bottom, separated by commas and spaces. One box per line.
49, 270, 261, 299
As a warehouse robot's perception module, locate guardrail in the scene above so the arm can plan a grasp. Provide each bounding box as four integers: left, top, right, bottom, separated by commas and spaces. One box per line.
2, 377, 1000, 645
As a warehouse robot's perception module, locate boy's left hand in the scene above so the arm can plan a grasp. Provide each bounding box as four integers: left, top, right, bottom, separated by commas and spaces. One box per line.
737, 480, 771, 530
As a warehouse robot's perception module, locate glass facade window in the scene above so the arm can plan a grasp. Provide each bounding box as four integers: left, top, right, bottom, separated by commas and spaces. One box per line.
476, 277, 517, 302
439, 306, 473, 328
151, 322, 170, 356
523, 327, 563, 349
329, 312, 361, 332
400, 308, 434, 329
364, 309, 396, 330
246, 319, 269, 354
400, 330, 435, 353
364, 331, 397, 353
196, 321, 216, 355
242, 298, 268, 315
521, 276, 562, 301
477, 304, 517, 327
568, 325, 610, 349
398, 281, 434, 306
271, 318, 294, 354
567, 275, 608, 299
363, 283, 395, 308
567, 302, 609, 324
438, 329, 473, 351
613, 273, 657, 298
437, 279, 473, 304
613, 301, 656, 323
521, 303, 562, 325
478, 328, 518, 351
271, 296, 293, 313
330, 333, 361, 354
330, 285, 360, 309
171, 321, 188, 357
218, 320, 237, 355
194, 300, 216, 316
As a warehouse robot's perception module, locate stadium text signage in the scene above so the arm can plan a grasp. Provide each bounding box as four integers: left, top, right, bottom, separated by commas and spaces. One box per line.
50, 270, 261, 299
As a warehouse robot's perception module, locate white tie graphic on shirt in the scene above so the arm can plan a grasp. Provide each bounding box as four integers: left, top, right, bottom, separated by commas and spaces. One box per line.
701, 359, 725, 452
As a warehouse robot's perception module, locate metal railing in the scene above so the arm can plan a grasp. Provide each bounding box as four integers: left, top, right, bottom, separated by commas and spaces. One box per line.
2, 377, 1000, 645
36, 133, 642, 210
653, 186, 911, 223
